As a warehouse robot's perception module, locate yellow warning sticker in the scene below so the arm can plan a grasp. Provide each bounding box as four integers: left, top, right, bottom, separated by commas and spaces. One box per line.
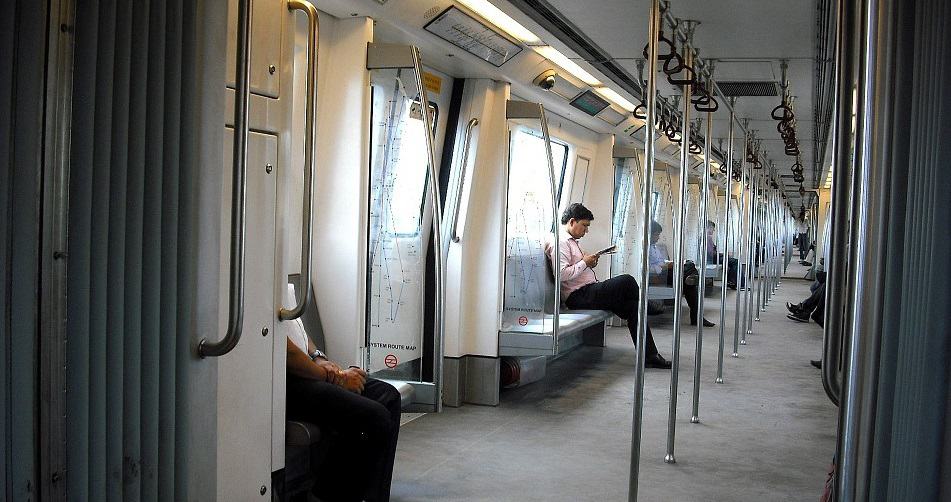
422, 72, 442, 95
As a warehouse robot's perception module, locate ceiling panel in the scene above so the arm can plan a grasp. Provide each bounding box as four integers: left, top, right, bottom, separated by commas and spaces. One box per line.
506, 0, 822, 202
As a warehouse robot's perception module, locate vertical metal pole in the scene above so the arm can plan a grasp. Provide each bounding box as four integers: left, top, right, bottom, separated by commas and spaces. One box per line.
413, 50, 445, 411
732, 121, 749, 356
748, 173, 760, 328
755, 180, 764, 320
664, 22, 695, 465
717, 104, 735, 378
538, 106, 561, 355
629, 0, 661, 498
740, 171, 756, 345
691, 107, 713, 422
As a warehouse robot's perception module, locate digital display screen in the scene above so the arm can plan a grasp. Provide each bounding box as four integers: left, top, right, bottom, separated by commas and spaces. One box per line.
569, 90, 610, 116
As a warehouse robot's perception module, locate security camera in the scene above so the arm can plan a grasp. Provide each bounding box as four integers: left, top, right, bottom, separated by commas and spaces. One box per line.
533, 70, 558, 91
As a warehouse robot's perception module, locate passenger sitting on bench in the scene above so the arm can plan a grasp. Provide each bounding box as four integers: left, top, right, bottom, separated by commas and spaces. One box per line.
704, 220, 742, 289
544, 203, 671, 369
285, 319, 401, 502
649, 221, 715, 327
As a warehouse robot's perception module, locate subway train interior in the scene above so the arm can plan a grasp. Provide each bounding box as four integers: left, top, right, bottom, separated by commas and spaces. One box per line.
2, 0, 950, 500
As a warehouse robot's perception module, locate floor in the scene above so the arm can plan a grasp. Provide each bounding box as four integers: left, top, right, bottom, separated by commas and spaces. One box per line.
391, 262, 837, 501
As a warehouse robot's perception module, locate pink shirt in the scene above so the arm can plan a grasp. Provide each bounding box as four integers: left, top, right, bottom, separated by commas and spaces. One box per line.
545, 229, 597, 299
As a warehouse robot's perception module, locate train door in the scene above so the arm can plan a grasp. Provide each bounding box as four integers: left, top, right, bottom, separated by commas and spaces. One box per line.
363, 44, 451, 411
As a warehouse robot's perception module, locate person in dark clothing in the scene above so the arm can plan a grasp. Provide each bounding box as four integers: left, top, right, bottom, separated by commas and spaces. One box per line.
545, 203, 671, 369
704, 220, 742, 290
286, 320, 401, 502
649, 221, 715, 327
786, 282, 826, 327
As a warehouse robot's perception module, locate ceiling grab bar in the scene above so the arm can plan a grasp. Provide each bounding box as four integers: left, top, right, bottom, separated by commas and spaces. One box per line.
279, 0, 319, 321
629, 1, 662, 498
449, 118, 479, 243
199, 0, 253, 358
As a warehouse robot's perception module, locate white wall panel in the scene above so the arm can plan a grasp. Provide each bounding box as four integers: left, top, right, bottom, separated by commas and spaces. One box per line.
310, 16, 373, 366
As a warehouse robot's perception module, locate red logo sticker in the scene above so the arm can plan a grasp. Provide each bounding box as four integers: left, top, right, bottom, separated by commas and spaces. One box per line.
518, 316, 529, 326
384, 354, 398, 368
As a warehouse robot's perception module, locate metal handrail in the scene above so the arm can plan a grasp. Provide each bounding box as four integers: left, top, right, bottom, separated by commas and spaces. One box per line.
279, 0, 319, 321
664, 30, 693, 466
450, 118, 479, 243
199, 0, 252, 358
412, 48, 445, 412
538, 105, 560, 356
716, 103, 735, 379
690, 105, 713, 424
821, 0, 856, 408
629, 1, 661, 498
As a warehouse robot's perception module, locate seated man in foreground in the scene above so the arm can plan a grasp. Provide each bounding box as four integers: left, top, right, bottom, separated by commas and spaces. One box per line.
285, 318, 401, 501
545, 203, 671, 369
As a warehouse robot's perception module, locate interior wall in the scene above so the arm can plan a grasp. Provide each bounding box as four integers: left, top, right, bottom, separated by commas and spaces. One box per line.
309, 15, 373, 365
443, 79, 511, 358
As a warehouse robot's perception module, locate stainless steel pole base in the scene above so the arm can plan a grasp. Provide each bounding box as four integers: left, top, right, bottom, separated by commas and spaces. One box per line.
715, 377, 724, 383
740, 340, 747, 345
664, 454, 676, 464
731, 352, 739, 357
690, 416, 700, 423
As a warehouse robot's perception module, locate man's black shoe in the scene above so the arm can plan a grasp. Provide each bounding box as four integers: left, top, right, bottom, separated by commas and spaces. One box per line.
645, 355, 672, 369
691, 318, 716, 327
810, 360, 822, 369
786, 302, 801, 314
786, 312, 809, 323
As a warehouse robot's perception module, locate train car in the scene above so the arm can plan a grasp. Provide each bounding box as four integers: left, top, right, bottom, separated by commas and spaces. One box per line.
2, 0, 949, 500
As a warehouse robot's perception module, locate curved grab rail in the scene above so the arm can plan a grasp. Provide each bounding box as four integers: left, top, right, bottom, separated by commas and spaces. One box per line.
279, 0, 320, 321
199, 0, 253, 358
450, 118, 479, 243
538, 106, 561, 356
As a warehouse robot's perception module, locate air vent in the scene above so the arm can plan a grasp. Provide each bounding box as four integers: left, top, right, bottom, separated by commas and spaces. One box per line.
716, 81, 779, 97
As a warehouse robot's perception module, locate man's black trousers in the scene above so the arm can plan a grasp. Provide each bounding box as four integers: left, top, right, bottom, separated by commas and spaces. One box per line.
286, 375, 401, 501
564, 274, 660, 358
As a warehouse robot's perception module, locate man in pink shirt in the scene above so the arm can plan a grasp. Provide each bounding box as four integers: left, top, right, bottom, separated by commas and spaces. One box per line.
546, 203, 671, 369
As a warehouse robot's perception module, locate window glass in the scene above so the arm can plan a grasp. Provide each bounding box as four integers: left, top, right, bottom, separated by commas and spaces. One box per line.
508, 129, 568, 220
387, 101, 438, 235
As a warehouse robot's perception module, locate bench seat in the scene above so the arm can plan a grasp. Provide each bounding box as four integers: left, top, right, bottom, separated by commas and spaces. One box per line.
499, 309, 613, 357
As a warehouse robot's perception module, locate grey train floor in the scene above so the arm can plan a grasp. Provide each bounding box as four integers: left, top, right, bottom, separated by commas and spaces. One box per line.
391, 266, 836, 501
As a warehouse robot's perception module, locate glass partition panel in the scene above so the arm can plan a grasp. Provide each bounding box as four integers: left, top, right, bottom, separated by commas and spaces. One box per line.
365, 67, 436, 381
612, 156, 646, 278
500, 128, 558, 334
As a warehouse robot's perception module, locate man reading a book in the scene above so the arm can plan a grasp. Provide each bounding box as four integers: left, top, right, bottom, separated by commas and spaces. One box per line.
544, 203, 671, 369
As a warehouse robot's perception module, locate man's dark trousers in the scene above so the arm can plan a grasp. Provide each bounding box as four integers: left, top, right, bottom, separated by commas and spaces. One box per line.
286, 375, 401, 501
564, 274, 660, 357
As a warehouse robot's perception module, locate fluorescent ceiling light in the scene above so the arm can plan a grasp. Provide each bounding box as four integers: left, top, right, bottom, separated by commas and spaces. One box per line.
456, 0, 541, 45
593, 86, 636, 112
533, 46, 601, 86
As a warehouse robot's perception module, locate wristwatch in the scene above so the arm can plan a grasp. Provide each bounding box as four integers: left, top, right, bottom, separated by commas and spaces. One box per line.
310, 348, 326, 361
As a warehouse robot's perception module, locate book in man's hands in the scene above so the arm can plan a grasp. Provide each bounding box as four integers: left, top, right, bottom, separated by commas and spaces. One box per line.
595, 244, 618, 256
